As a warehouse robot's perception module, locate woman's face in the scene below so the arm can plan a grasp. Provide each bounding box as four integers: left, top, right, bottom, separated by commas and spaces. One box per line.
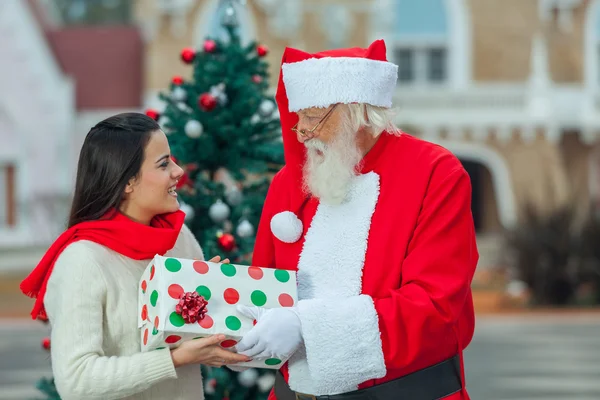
121, 130, 184, 224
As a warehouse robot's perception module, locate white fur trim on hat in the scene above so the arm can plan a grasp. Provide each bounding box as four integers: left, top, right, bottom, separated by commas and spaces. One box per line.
270, 211, 303, 243
282, 57, 398, 112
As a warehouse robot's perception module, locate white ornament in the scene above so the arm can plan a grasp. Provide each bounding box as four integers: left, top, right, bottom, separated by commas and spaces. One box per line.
237, 368, 259, 387
270, 211, 303, 243
225, 186, 243, 206
258, 99, 275, 117
204, 379, 216, 395
179, 202, 195, 221
177, 102, 191, 113
185, 120, 203, 138
250, 114, 261, 124
209, 199, 230, 223
172, 86, 187, 102
256, 372, 276, 392
159, 116, 172, 133
236, 219, 254, 238
210, 83, 228, 105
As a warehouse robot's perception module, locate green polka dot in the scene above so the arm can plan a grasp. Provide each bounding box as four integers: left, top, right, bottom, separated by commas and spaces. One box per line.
225, 316, 241, 331
150, 290, 159, 307
265, 358, 282, 366
165, 258, 182, 272
220, 263, 236, 277
193, 336, 203, 340
274, 269, 290, 283
154, 347, 166, 350
169, 312, 185, 327
251, 290, 267, 306
152, 327, 158, 335
195, 285, 212, 300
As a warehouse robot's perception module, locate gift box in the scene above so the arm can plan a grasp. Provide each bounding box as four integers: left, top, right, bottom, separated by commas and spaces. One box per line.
138, 255, 298, 369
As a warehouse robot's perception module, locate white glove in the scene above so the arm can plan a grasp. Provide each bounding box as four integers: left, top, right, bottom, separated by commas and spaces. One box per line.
235, 305, 303, 360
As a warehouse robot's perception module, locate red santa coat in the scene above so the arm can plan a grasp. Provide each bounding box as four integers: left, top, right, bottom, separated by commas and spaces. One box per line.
252, 46, 478, 399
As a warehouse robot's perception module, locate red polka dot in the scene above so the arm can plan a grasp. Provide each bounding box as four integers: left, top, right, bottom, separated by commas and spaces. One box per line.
154, 316, 159, 328
253, 319, 257, 326
199, 315, 214, 329
141, 305, 148, 321
248, 266, 264, 280
220, 339, 238, 348
165, 335, 182, 344
143, 329, 148, 345
150, 265, 155, 280
223, 288, 240, 304
278, 293, 295, 307
193, 261, 209, 274
168, 284, 184, 299
141, 280, 147, 292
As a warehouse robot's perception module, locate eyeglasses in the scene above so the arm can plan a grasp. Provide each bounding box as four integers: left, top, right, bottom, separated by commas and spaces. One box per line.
291, 104, 338, 140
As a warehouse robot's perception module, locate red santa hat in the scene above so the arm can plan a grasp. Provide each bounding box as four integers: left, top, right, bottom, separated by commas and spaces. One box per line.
270, 40, 398, 243
281, 39, 398, 112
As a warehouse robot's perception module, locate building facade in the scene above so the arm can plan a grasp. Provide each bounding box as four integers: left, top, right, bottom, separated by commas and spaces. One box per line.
4, 0, 600, 272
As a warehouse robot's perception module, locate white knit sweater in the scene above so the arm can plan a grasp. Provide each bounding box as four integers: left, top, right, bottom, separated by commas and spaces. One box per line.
44, 224, 206, 400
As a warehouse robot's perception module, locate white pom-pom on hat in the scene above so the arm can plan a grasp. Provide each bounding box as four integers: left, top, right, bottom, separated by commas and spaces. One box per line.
270, 211, 303, 243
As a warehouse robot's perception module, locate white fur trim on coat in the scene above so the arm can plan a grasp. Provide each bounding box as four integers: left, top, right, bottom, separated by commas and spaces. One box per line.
287, 172, 387, 395
282, 57, 398, 112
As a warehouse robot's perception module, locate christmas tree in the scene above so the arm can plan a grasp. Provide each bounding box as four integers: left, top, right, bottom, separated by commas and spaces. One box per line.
33, 319, 60, 400
146, 0, 283, 398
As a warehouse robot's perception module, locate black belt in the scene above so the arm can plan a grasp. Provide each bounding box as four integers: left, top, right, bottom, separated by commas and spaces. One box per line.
274, 355, 462, 400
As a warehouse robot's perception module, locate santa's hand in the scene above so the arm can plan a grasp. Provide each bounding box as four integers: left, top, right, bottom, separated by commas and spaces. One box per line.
235, 305, 303, 359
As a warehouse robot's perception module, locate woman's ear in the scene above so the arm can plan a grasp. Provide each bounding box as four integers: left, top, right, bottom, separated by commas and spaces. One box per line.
124, 177, 136, 195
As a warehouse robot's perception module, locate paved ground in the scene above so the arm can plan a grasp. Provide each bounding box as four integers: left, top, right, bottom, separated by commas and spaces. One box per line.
464, 315, 600, 400
0, 315, 599, 399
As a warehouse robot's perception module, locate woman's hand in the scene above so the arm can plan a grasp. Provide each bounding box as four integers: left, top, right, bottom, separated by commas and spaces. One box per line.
170, 334, 250, 368
208, 255, 230, 264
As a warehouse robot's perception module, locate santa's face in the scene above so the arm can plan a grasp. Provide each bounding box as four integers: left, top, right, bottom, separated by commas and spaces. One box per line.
302, 118, 362, 206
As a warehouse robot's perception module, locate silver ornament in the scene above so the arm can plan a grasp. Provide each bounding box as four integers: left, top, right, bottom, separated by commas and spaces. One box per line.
221, 4, 238, 27
210, 83, 228, 105
258, 99, 275, 117
179, 203, 195, 221
185, 120, 203, 138
171, 86, 187, 102
208, 199, 230, 223
237, 368, 259, 387
250, 114, 261, 124
236, 219, 254, 238
257, 373, 276, 392
225, 186, 243, 206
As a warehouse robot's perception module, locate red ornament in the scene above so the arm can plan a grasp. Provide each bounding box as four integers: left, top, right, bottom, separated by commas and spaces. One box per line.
257, 45, 269, 57
217, 232, 236, 252
41, 337, 51, 350
172, 75, 184, 85
252, 74, 263, 83
181, 47, 196, 64
145, 109, 160, 121
176, 172, 189, 189
175, 292, 208, 324
198, 93, 217, 111
203, 40, 217, 53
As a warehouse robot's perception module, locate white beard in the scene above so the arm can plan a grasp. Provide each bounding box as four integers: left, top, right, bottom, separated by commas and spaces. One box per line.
302, 127, 363, 205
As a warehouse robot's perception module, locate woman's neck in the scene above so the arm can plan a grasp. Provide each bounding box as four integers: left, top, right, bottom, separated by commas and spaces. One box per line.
119, 203, 152, 225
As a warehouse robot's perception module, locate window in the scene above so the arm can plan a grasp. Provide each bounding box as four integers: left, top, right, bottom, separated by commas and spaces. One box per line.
52, 0, 132, 25
394, 0, 449, 85
0, 164, 16, 228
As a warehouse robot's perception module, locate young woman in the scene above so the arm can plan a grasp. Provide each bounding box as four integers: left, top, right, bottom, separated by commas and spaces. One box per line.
20, 113, 249, 400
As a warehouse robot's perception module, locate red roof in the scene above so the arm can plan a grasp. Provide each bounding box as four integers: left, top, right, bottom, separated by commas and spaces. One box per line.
45, 26, 144, 110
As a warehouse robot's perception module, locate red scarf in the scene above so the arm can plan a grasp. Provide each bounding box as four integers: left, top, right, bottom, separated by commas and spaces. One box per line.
20, 209, 186, 320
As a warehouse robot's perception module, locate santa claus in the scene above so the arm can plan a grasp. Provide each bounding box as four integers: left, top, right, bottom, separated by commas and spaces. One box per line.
235, 39, 478, 400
